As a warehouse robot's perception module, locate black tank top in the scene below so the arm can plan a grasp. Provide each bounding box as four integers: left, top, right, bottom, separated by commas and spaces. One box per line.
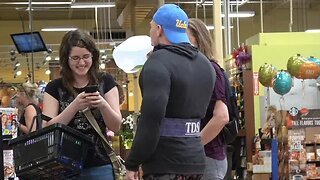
18, 103, 41, 136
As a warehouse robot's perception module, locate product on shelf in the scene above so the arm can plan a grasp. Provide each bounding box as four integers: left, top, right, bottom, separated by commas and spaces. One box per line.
1, 108, 18, 140
3, 149, 17, 179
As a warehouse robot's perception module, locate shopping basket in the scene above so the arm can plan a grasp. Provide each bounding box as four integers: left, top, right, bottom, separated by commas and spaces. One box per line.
8, 123, 93, 179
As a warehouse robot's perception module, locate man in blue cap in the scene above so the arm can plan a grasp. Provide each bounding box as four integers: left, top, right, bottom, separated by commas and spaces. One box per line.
125, 4, 216, 180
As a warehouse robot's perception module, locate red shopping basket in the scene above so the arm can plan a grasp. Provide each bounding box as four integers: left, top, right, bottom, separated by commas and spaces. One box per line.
8, 123, 93, 179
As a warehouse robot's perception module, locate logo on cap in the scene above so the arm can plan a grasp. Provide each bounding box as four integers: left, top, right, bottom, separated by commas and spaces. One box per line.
176, 19, 187, 29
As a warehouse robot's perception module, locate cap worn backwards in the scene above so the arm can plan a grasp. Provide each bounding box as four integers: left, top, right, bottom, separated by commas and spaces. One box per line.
153, 4, 190, 44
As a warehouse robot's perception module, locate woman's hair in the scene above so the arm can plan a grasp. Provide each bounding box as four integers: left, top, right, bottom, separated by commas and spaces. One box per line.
59, 29, 100, 94
17, 82, 40, 103
188, 18, 217, 62
116, 84, 125, 105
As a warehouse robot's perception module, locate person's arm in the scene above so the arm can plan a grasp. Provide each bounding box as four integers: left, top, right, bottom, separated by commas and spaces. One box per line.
85, 86, 122, 132
43, 92, 90, 126
24, 105, 38, 132
125, 57, 170, 171
200, 100, 229, 145
200, 63, 229, 145
18, 123, 28, 134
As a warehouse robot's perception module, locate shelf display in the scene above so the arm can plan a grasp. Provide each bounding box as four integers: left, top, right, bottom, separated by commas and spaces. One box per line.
1, 108, 19, 179
3, 149, 17, 179
225, 54, 254, 179
1, 108, 18, 140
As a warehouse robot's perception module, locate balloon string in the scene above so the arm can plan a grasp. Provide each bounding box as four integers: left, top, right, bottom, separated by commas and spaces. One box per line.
279, 96, 285, 111
301, 80, 305, 109
267, 87, 270, 107
265, 87, 270, 121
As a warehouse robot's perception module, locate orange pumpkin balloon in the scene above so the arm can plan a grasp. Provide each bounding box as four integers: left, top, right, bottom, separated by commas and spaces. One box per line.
0, 88, 8, 99
299, 61, 320, 79
1, 95, 10, 107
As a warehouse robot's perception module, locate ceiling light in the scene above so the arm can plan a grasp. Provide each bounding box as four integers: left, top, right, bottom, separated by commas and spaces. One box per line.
54, 57, 60, 61
15, 61, 21, 67
71, 2, 115, 8
10, 49, 15, 56
45, 56, 52, 61
45, 69, 51, 75
16, 70, 22, 76
305, 29, 320, 33
41, 28, 78, 32
101, 55, 107, 59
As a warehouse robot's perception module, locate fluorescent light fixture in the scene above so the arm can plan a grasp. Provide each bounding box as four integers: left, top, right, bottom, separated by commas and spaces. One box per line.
170, 1, 247, 6
2, 2, 71, 5
41, 28, 78, 32
71, 2, 115, 8
222, 11, 255, 18
305, 29, 320, 33
207, 25, 234, 30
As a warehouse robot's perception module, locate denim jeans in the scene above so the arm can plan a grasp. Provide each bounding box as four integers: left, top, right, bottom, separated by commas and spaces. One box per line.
74, 164, 114, 180
202, 157, 227, 180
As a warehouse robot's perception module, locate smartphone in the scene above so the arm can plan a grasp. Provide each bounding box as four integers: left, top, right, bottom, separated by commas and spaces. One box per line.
83, 85, 99, 93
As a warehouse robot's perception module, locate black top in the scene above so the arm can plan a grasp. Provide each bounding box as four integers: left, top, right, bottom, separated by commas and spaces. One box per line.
125, 43, 216, 175
19, 103, 41, 126
45, 73, 117, 168
18, 103, 41, 136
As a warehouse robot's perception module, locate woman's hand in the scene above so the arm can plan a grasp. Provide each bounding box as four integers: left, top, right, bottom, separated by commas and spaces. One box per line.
72, 92, 92, 111
84, 92, 106, 109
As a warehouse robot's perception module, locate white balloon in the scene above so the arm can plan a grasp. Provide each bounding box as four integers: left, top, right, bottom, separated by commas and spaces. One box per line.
113, 35, 153, 73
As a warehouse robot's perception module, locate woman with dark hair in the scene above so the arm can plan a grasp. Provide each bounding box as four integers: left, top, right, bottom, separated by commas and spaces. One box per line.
42, 29, 122, 179
188, 18, 229, 180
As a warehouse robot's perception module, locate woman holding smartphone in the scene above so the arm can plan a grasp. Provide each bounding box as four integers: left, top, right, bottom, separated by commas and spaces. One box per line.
42, 29, 122, 179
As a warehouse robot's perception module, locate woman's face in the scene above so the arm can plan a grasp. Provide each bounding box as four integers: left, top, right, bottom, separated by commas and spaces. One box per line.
187, 28, 198, 47
68, 46, 93, 78
2, 114, 7, 126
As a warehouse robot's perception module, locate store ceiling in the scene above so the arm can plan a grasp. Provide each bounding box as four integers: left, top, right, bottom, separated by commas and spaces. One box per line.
0, 0, 319, 21
0, 0, 319, 82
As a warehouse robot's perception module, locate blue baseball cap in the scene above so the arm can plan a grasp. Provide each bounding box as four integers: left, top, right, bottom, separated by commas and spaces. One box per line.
153, 4, 190, 44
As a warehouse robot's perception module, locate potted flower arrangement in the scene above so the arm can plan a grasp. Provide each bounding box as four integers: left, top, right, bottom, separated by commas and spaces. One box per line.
120, 114, 135, 149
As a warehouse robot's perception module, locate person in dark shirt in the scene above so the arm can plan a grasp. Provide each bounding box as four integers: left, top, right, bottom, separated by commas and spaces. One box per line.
16, 82, 41, 134
125, 4, 216, 180
42, 29, 122, 179
188, 18, 229, 179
